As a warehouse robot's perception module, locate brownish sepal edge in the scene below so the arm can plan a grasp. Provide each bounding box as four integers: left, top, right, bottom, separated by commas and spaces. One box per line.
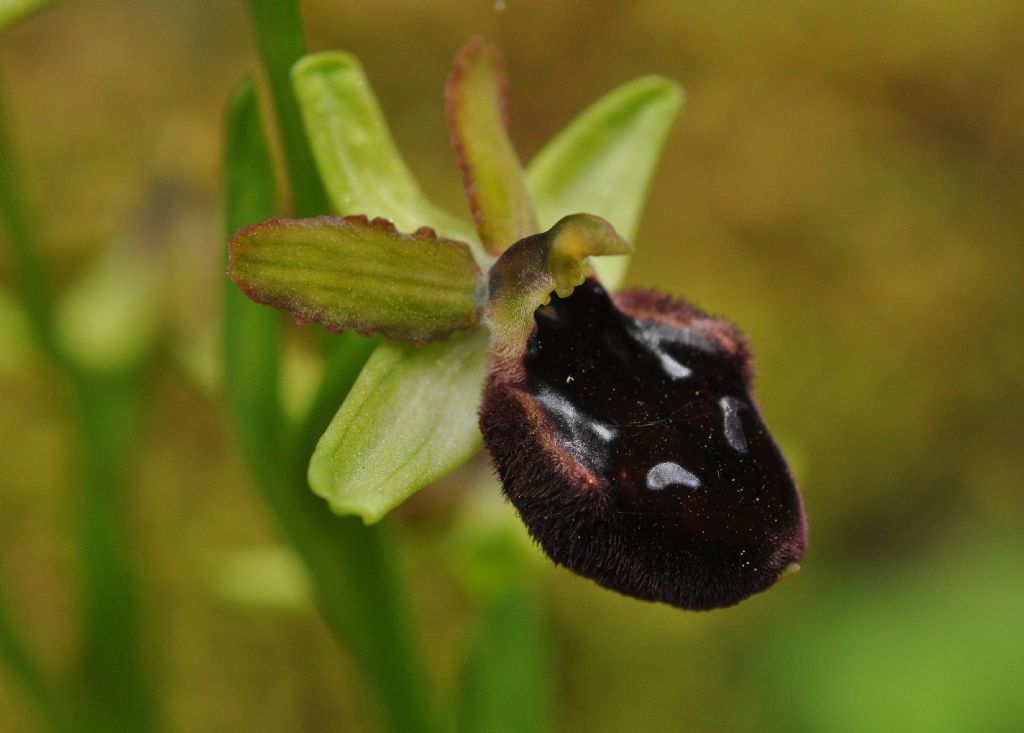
445, 37, 512, 255
227, 214, 482, 345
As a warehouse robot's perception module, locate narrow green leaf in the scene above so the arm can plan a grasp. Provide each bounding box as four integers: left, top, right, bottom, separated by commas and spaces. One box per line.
446, 38, 537, 254
309, 331, 488, 523
245, 0, 328, 216
292, 53, 479, 247
73, 371, 158, 733
229, 215, 484, 343
0, 0, 56, 33
222, 80, 283, 483
527, 76, 684, 288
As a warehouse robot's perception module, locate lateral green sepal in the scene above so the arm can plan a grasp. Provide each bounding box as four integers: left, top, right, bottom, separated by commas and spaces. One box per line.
229, 215, 484, 343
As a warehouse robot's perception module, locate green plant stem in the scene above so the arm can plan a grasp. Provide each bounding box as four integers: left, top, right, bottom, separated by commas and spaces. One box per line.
224, 81, 437, 733
291, 334, 435, 733
244, 0, 329, 217
0, 79, 156, 733
264, 467, 438, 733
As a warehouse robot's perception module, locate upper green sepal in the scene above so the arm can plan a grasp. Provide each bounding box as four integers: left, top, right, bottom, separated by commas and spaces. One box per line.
228, 215, 485, 343
292, 52, 480, 249
446, 38, 537, 255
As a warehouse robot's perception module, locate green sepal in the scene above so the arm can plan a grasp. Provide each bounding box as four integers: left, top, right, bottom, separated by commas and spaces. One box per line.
308, 331, 488, 524
292, 52, 480, 250
446, 38, 537, 255
527, 76, 683, 289
229, 215, 485, 343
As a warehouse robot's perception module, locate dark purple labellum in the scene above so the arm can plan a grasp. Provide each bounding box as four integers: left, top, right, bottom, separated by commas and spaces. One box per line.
481, 279, 806, 610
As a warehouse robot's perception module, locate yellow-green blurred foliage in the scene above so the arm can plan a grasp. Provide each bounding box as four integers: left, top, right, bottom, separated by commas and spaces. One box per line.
2, 1, 1022, 731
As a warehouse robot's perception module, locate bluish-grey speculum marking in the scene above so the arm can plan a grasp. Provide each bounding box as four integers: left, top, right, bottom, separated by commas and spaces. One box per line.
657, 352, 692, 379
719, 396, 749, 454
647, 461, 701, 490
534, 385, 617, 471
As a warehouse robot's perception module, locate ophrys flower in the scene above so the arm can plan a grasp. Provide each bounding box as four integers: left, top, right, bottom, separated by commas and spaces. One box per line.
228, 39, 806, 609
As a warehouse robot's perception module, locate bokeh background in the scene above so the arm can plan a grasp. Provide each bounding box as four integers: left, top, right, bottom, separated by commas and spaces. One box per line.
2, 1, 1023, 731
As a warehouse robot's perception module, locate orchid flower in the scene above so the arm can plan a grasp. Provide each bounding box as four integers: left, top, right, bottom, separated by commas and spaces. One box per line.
228, 39, 805, 609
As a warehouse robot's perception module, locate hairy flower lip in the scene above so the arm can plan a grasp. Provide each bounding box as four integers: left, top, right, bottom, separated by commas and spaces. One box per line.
480, 279, 807, 611
612, 287, 754, 384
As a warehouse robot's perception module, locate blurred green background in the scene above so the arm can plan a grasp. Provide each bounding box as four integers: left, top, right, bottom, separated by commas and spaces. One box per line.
2, 1, 1023, 731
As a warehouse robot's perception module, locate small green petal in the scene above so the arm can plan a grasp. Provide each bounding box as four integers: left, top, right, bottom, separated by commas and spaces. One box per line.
229, 215, 484, 343
446, 38, 537, 255
308, 331, 488, 524
527, 76, 684, 289
292, 52, 480, 250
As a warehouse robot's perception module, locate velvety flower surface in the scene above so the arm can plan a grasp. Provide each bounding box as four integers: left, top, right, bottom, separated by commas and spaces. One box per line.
228, 38, 806, 611
482, 271, 806, 610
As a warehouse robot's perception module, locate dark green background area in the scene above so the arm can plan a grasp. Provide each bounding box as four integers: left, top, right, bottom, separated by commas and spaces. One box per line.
2, 1, 1022, 731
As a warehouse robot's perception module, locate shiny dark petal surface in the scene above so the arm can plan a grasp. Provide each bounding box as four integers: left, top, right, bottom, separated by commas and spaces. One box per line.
481, 280, 806, 610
